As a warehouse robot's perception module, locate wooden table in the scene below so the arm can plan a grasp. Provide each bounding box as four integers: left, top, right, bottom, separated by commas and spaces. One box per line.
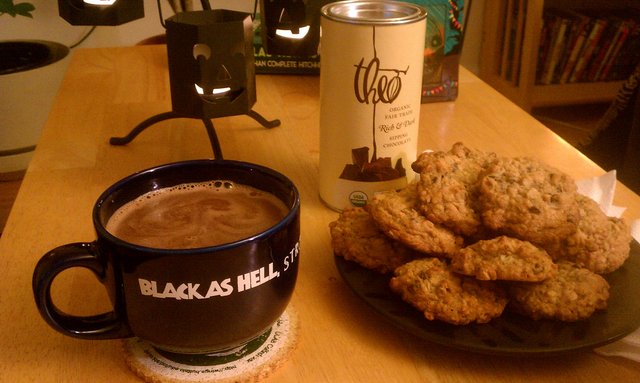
1, 45, 639, 382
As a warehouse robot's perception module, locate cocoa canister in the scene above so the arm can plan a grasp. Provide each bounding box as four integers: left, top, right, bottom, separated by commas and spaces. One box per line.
319, 0, 427, 211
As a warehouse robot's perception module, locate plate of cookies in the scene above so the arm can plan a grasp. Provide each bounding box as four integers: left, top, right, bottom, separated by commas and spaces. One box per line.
330, 143, 640, 355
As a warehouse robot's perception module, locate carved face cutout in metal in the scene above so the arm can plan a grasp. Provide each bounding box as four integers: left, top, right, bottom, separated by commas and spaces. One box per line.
272, 0, 310, 40
192, 40, 246, 105
82, 0, 117, 5
260, 0, 310, 41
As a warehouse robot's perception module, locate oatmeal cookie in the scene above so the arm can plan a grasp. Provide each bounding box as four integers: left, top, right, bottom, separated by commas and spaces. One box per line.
329, 207, 420, 273
450, 236, 557, 281
389, 258, 508, 325
478, 156, 580, 245
413, 142, 497, 237
367, 184, 464, 256
507, 261, 610, 321
547, 194, 631, 274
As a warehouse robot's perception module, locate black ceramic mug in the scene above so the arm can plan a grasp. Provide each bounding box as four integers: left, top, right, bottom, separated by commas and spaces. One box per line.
32, 159, 300, 354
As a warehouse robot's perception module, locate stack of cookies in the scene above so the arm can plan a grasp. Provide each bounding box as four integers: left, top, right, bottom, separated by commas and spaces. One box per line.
329, 143, 632, 325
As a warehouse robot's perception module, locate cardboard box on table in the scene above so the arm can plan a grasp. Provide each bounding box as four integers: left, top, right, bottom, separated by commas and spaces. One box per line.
408, 0, 468, 103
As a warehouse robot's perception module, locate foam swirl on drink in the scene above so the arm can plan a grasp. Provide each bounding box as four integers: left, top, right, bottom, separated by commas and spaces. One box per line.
106, 181, 288, 249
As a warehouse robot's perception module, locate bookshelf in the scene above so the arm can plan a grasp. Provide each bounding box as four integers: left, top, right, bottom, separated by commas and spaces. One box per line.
479, 0, 639, 112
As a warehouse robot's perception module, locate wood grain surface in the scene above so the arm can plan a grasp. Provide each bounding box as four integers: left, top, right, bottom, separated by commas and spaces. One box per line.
0, 45, 638, 382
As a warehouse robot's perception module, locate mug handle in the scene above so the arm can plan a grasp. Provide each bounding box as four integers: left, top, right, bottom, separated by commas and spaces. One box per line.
32, 242, 132, 339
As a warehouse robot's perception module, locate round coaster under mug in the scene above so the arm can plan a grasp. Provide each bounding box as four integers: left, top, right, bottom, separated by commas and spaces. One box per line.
123, 308, 299, 383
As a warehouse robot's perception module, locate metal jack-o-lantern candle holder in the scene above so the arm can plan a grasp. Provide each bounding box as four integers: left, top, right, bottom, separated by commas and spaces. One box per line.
58, 0, 145, 26
259, 0, 322, 57
110, 9, 280, 159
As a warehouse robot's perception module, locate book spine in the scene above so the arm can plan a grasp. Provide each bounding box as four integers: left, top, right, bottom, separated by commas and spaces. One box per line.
510, 0, 527, 85
540, 17, 569, 85
586, 19, 622, 82
559, 18, 590, 84
536, 14, 555, 83
608, 21, 640, 81
598, 20, 632, 81
500, 0, 516, 80
569, 18, 608, 83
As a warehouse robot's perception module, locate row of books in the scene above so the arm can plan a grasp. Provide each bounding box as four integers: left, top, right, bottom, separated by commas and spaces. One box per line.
536, 7, 640, 85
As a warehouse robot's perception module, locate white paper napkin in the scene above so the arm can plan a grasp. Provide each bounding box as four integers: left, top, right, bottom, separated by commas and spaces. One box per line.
577, 171, 640, 361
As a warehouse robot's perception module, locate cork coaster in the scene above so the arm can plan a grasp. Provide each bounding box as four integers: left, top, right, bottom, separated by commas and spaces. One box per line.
123, 308, 299, 383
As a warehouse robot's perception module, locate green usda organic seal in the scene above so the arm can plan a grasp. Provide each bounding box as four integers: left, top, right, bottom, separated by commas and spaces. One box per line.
349, 191, 369, 207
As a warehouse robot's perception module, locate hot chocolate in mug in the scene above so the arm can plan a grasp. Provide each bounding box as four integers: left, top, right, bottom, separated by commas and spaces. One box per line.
32, 159, 300, 354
